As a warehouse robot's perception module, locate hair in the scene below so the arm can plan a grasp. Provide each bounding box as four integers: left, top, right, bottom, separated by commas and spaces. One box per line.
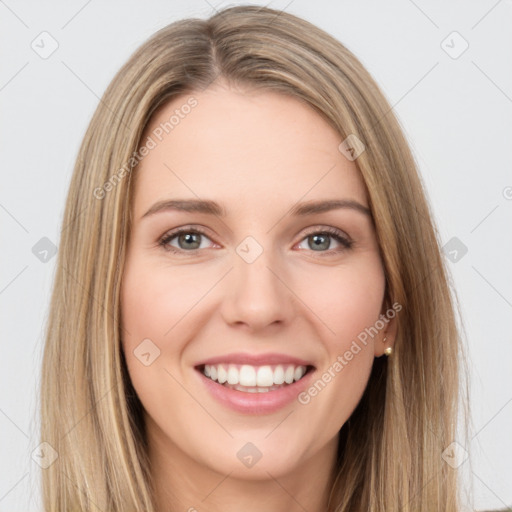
40, 5, 468, 511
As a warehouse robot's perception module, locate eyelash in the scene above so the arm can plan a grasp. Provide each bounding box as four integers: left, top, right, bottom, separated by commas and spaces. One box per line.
158, 225, 353, 256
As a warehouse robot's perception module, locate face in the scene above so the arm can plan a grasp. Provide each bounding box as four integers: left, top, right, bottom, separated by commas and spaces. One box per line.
120, 82, 391, 482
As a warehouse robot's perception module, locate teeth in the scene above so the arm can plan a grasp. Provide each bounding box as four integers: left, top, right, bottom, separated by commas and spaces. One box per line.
239, 365, 256, 386
202, 363, 308, 388
294, 366, 306, 381
284, 365, 295, 384
217, 365, 228, 384
273, 365, 285, 385
256, 366, 274, 387
224, 383, 284, 393
227, 365, 238, 385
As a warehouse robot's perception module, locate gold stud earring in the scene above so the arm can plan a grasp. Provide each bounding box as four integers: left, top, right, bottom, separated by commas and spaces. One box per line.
383, 336, 393, 356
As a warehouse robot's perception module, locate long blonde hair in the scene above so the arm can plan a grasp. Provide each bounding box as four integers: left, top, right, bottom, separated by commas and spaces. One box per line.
41, 5, 466, 510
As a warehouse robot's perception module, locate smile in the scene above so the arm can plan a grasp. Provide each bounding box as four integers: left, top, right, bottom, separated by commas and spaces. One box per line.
201, 363, 310, 392
195, 359, 316, 414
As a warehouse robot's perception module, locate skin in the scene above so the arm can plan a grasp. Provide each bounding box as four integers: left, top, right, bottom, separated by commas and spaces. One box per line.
120, 80, 396, 512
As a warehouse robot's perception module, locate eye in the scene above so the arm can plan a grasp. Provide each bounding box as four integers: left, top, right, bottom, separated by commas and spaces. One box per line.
296, 227, 353, 254
158, 226, 353, 255
159, 227, 215, 253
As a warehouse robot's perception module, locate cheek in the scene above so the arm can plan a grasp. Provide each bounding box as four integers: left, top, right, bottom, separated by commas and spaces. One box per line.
120, 256, 203, 440
120, 255, 191, 383
295, 255, 386, 348
121, 257, 209, 345
292, 257, 385, 424
327, 271, 385, 345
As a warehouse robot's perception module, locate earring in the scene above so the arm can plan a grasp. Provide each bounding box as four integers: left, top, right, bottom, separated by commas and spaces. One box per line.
383, 336, 393, 356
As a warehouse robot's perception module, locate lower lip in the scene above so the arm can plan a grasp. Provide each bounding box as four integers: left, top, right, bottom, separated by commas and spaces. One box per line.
196, 368, 316, 415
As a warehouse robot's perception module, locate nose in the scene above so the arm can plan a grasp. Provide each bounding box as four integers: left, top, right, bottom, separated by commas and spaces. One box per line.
219, 242, 296, 332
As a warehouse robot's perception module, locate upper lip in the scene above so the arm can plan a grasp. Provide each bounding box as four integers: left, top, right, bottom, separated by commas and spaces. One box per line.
195, 352, 315, 368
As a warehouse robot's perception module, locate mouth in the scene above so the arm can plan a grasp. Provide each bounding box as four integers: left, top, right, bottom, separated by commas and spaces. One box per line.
195, 363, 316, 393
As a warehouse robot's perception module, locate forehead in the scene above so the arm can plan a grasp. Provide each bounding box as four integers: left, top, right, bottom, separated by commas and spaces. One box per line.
132, 84, 367, 218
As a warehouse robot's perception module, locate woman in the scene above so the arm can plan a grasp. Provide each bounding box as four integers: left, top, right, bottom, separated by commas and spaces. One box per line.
41, 5, 467, 511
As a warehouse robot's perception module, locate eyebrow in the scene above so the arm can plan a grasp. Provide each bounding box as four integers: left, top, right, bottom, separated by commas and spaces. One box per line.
141, 198, 371, 220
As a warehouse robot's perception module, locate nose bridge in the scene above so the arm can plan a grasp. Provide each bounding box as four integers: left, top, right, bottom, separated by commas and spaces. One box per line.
220, 234, 293, 329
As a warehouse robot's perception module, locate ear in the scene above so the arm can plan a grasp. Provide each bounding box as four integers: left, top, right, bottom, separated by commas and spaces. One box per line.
374, 300, 400, 357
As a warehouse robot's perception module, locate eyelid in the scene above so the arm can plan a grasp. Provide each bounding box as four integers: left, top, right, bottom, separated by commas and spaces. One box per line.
300, 225, 351, 242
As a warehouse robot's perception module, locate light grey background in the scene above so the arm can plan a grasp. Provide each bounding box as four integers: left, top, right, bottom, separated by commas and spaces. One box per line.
1, 0, 511, 510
